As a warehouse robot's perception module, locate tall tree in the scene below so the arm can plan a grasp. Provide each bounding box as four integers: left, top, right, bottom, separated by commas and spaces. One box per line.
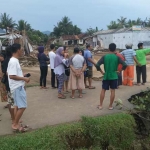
0, 13, 16, 32
107, 21, 119, 29
16, 19, 31, 32
117, 16, 127, 28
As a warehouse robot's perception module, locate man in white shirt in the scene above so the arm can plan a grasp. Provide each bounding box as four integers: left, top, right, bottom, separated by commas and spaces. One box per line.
49, 44, 57, 88
7, 43, 30, 132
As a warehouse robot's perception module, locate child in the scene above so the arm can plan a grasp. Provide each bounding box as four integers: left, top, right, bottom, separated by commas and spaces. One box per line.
64, 46, 70, 93
95, 43, 127, 110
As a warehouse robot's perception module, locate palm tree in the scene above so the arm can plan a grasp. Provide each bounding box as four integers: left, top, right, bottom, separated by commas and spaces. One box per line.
59, 16, 72, 35
0, 13, 16, 32
16, 20, 31, 32
107, 21, 119, 29
117, 16, 127, 28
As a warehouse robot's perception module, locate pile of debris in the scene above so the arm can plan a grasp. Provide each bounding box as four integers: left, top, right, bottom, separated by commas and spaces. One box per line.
19, 50, 39, 67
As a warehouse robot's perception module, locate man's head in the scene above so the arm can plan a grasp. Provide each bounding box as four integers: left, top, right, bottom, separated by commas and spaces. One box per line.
109, 43, 116, 52
125, 43, 133, 49
74, 47, 79, 54
86, 44, 92, 51
138, 43, 143, 49
50, 44, 55, 50
11, 43, 22, 57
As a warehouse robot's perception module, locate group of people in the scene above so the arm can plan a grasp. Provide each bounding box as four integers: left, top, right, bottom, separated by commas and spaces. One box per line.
38, 44, 95, 99
38, 42, 150, 110
0, 41, 149, 132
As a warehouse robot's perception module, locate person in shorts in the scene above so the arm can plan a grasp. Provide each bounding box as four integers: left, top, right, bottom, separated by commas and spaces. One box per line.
95, 43, 127, 110
84, 44, 95, 89
7, 44, 30, 132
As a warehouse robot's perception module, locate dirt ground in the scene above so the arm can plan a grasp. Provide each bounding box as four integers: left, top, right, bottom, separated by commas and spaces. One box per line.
0, 54, 150, 135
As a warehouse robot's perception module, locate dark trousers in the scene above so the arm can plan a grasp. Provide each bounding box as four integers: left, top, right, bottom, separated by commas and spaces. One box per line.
40, 66, 48, 87
51, 69, 58, 88
118, 72, 122, 86
136, 65, 146, 83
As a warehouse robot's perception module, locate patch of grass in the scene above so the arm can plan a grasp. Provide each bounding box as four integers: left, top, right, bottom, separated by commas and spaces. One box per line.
0, 113, 136, 150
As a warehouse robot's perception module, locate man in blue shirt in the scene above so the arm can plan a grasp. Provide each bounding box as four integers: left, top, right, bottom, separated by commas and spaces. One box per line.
84, 44, 96, 89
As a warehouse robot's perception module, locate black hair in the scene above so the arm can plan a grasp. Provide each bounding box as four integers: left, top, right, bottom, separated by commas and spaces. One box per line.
79, 49, 84, 56
6, 46, 12, 57
74, 47, 79, 54
138, 43, 143, 49
50, 44, 55, 50
63, 46, 67, 51
86, 44, 91, 49
11, 43, 21, 53
109, 43, 116, 52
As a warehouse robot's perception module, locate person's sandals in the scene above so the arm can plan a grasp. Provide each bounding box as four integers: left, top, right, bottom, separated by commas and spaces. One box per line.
142, 83, 145, 85
89, 86, 96, 89
108, 107, 114, 110
97, 105, 103, 110
13, 126, 28, 133
78, 95, 83, 98
20, 124, 29, 128
43, 87, 49, 89
70, 96, 75, 99
58, 94, 66, 99
85, 86, 89, 88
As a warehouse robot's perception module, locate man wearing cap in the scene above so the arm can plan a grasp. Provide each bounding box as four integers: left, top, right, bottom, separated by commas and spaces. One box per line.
121, 43, 140, 86
136, 43, 150, 86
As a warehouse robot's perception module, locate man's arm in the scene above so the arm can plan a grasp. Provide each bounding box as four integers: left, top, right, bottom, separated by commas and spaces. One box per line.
143, 49, 150, 55
133, 56, 141, 66
9, 75, 30, 83
95, 56, 104, 74
87, 57, 96, 65
118, 57, 127, 70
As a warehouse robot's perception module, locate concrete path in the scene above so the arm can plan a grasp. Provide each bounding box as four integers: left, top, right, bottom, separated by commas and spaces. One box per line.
0, 80, 149, 136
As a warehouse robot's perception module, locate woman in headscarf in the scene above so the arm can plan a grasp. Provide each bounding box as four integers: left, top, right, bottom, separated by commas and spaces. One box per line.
54, 47, 69, 99
38, 46, 49, 89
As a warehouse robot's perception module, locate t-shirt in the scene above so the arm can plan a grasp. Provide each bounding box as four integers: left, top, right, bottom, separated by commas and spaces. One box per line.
70, 54, 86, 69
84, 49, 93, 67
49, 51, 56, 69
121, 49, 136, 65
7, 57, 25, 92
96, 54, 127, 80
136, 49, 150, 66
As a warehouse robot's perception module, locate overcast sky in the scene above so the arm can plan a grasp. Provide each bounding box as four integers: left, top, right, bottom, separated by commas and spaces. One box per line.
1, 0, 150, 32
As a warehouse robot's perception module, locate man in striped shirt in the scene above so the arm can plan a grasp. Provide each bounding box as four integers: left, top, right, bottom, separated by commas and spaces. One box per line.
121, 43, 140, 86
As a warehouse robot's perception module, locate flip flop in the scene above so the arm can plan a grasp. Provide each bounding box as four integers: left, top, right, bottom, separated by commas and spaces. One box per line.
108, 107, 114, 110
85, 86, 89, 88
58, 95, 66, 99
89, 86, 96, 89
20, 124, 29, 128
13, 127, 28, 133
78, 95, 83, 98
97, 105, 103, 110
70, 96, 75, 99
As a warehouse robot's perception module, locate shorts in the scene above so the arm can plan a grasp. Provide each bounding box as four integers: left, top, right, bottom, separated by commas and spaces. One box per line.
7, 91, 14, 108
102, 79, 118, 90
13, 86, 27, 108
86, 66, 93, 78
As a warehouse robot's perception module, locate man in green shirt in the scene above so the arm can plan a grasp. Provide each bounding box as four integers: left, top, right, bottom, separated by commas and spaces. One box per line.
136, 43, 150, 86
95, 43, 127, 110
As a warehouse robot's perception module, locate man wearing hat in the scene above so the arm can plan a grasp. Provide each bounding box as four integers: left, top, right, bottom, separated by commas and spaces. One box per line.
121, 43, 140, 86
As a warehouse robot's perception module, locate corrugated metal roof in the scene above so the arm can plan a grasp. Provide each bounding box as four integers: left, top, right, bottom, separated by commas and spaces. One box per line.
93, 27, 150, 35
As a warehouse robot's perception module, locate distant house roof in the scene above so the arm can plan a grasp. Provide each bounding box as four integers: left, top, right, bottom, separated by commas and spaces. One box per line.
77, 33, 88, 39
61, 35, 79, 40
93, 27, 150, 35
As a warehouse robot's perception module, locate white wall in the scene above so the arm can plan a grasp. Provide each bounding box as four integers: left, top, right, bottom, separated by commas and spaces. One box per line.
97, 34, 113, 49
96, 31, 150, 49
78, 39, 83, 45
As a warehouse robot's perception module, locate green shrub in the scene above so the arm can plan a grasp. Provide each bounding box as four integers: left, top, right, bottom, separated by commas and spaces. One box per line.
0, 113, 136, 150
82, 113, 136, 150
